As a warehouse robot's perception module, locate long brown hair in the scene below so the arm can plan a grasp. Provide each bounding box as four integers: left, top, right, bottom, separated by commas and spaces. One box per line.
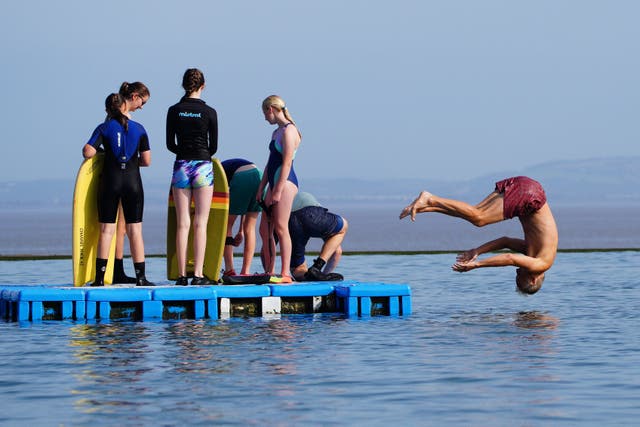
182, 68, 205, 96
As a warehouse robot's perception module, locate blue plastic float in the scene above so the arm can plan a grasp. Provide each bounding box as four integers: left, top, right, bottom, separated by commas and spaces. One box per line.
0, 281, 412, 322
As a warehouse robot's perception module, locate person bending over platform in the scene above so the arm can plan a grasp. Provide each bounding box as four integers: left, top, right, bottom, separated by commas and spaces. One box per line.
399, 176, 558, 294
221, 158, 263, 276
289, 192, 348, 282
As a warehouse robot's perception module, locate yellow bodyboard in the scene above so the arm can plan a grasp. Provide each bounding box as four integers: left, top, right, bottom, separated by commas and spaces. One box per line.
72, 153, 118, 286
166, 157, 229, 281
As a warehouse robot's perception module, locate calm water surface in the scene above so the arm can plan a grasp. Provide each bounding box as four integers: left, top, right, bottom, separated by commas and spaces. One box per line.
1, 252, 639, 426
2, 204, 639, 255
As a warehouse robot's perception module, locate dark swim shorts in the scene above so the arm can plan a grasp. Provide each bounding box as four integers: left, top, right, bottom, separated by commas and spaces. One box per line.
289, 206, 344, 267
495, 176, 546, 219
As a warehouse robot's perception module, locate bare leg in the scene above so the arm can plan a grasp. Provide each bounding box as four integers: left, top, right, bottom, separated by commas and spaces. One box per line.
223, 214, 239, 274
173, 187, 192, 277
127, 222, 155, 286
112, 203, 137, 283
271, 182, 297, 277
324, 247, 342, 274
319, 218, 348, 271
97, 223, 117, 259
259, 211, 275, 274
126, 222, 145, 263
92, 222, 116, 286
192, 185, 213, 278
115, 204, 127, 259
240, 212, 259, 274
400, 190, 504, 226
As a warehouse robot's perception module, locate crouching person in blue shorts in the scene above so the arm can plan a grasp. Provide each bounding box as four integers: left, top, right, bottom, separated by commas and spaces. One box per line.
289, 192, 348, 281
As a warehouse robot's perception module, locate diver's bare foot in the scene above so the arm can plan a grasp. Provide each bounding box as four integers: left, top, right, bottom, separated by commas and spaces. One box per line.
399, 191, 433, 221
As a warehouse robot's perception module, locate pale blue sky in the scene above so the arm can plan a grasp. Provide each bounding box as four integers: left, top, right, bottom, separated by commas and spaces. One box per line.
1, 1, 638, 183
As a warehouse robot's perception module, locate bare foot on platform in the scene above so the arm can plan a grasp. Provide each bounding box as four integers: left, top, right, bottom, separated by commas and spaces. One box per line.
399, 191, 433, 221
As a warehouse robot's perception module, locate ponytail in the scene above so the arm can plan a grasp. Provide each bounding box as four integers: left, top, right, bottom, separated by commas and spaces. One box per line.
119, 81, 150, 101
182, 68, 205, 96
104, 93, 129, 131
262, 95, 302, 139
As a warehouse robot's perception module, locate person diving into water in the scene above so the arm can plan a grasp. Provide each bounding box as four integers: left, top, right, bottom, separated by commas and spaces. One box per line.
400, 176, 558, 294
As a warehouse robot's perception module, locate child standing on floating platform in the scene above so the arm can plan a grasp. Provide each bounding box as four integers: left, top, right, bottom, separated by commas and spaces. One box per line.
166, 68, 219, 287
83, 85, 154, 287
256, 95, 302, 283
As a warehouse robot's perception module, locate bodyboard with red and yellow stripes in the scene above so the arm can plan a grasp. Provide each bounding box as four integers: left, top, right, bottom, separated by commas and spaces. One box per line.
166, 157, 229, 282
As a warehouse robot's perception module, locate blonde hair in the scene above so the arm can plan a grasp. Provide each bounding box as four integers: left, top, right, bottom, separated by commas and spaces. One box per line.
262, 95, 302, 138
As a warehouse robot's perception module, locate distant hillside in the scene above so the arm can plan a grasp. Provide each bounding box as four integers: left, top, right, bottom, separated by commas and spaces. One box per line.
1, 156, 638, 209
301, 156, 640, 205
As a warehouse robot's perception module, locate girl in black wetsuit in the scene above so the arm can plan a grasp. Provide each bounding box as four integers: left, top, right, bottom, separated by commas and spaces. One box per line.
166, 69, 218, 286
83, 89, 154, 287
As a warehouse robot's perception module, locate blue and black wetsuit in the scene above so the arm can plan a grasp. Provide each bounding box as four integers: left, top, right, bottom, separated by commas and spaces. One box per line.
87, 118, 150, 224
265, 123, 298, 189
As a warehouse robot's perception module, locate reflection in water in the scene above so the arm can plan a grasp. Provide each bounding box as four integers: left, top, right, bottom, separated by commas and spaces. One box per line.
163, 321, 239, 374
511, 311, 560, 358
60, 312, 564, 421
70, 323, 152, 362
513, 311, 560, 330
447, 310, 560, 367
508, 311, 563, 409
69, 322, 153, 414
65, 317, 326, 417
260, 320, 301, 377
439, 310, 563, 414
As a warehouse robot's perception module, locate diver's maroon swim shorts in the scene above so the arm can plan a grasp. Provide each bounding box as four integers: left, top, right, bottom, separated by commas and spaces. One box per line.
495, 176, 546, 219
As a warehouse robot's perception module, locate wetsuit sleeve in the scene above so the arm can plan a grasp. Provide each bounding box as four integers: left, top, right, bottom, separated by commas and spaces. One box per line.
166, 107, 179, 155
87, 124, 105, 149
208, 108, 218, 156
138, 133, 150, 152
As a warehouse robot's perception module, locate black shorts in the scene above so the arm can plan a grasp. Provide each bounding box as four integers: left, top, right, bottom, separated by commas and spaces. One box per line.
98, 163, 144, 224
289, 206, 343, 267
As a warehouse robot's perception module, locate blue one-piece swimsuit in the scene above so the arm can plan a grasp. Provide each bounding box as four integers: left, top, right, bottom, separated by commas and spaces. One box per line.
265, 123, 298, 188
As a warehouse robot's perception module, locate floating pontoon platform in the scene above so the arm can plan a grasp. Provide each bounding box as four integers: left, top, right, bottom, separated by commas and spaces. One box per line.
0, 281, 411, 322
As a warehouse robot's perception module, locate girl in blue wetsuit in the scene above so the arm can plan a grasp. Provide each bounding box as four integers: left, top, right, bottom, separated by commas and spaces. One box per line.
82, 91, 154, 287
112, 81, 152, 283
256, 95, 302, 282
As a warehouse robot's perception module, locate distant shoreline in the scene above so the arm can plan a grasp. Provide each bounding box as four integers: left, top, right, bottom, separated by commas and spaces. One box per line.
2, 248, 639, 261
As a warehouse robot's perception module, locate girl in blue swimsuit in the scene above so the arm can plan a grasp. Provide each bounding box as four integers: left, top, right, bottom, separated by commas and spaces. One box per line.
257, 95, 302, 282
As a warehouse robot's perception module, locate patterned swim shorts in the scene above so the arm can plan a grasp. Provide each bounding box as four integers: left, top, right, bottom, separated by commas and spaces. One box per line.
171, 160, 213, 189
